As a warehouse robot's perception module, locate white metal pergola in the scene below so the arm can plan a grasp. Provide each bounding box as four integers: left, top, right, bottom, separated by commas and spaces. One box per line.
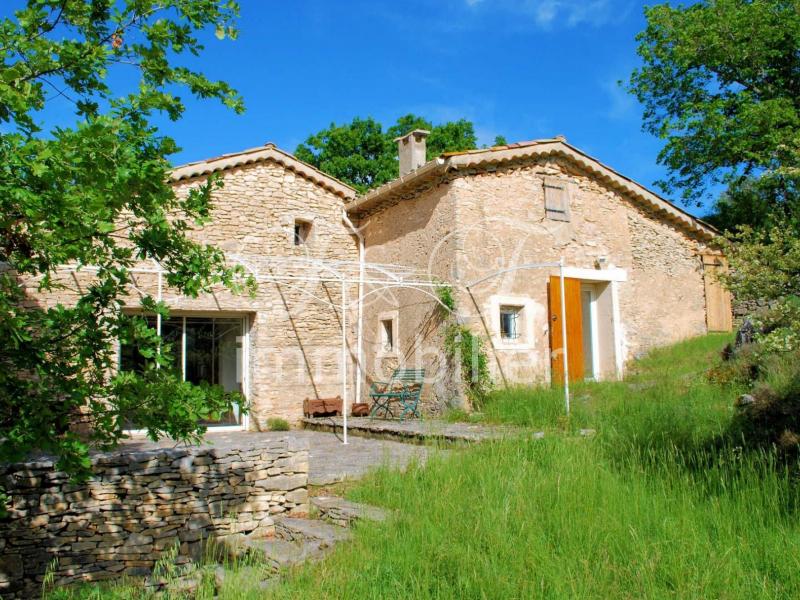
55, 253, 572, 445
58, 253, 454, 445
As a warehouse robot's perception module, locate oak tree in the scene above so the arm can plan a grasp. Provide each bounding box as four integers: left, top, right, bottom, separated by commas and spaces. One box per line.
295, 114, 478, 192
0, 0, 251, 480
628, 0, 800, 229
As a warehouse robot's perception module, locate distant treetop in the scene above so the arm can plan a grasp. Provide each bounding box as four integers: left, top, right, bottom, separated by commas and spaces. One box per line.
295, 114, 480, 192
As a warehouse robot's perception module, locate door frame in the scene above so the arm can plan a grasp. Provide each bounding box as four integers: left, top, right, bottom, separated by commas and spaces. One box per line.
580, 284, 601, 381
549, 273, 625, 383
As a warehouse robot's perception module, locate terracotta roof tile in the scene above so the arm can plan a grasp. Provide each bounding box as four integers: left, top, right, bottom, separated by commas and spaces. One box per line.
347, 138, 717, 240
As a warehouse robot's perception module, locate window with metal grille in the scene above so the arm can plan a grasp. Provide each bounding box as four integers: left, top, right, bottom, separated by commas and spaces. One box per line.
499, 306, 522, 341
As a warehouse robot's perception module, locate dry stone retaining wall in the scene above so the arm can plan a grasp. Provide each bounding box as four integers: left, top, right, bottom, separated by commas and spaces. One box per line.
0, 435, 308, 598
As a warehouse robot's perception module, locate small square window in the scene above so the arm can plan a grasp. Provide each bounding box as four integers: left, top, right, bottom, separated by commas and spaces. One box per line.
294, 220, 311, 245
380, 318, 395, 352
500, 306, 522, 341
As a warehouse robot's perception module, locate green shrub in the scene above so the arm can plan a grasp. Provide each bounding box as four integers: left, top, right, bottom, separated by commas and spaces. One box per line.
443, 324, 492, 410
266, 418, 290, 431
436, 284, 492, 411
708, 343, 761, 386
732, 349, 800, 453
435, 284, 456, 313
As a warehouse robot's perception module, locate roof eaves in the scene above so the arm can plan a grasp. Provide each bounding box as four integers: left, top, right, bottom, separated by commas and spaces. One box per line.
346, 158, 447, 215
348, 138, 716, 241
170, 143, 357, 200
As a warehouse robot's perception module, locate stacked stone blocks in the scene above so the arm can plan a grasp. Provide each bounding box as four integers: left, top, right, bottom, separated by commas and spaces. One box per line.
0, 435, 308, 598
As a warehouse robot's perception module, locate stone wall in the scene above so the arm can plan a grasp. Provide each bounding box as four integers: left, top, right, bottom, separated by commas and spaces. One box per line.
451, 157, 710, 381
0, 435, 308, 598
167, 160, 360, 424
356, 181, 462, 412
352, 154, 713, 391
22, 157, 360, 425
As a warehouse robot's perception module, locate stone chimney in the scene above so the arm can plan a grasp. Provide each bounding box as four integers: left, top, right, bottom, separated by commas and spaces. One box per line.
394, 129, 430, 177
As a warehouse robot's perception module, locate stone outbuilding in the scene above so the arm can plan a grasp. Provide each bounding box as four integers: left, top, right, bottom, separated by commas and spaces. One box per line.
31, 133, 733, 427
351, 132, 732, 399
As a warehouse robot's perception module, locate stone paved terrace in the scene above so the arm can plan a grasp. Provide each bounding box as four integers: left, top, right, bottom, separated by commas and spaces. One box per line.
302, 416, 512, 444
120, 429, 439, 486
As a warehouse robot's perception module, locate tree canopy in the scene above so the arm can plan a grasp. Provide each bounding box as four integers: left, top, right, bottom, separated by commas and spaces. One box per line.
295, 114, 479, 192
627, 0, 800, 230
0, 0, 250, 479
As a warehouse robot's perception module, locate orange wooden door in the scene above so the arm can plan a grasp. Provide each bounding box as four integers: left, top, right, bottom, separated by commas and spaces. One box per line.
549, 276, 584, 384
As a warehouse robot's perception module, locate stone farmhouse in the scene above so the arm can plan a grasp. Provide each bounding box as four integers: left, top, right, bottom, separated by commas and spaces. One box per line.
35, 131, 733, 430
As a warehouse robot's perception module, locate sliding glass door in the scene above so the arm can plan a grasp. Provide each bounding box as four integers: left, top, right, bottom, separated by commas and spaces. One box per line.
121, 315, 247, 428
185, 317, 244, 425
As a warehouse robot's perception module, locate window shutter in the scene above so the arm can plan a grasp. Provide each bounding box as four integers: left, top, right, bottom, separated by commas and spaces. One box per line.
543, 177, 571, 222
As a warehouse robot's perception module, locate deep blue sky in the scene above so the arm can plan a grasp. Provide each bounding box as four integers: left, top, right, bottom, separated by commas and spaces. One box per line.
8, 1, 713, 216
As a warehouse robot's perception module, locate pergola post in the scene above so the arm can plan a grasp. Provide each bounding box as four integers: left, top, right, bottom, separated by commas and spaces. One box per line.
341, 279, 348, 445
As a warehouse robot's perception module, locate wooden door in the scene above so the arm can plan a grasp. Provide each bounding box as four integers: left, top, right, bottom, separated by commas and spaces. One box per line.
702, 255, 733, 332
549, 276, 584, 383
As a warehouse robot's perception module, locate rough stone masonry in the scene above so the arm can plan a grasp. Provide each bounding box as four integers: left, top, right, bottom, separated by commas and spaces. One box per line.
0, 435, 309, 598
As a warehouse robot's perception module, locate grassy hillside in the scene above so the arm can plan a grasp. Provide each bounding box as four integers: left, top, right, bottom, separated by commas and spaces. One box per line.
50, 334, 800, 598
267, 334, 800, 599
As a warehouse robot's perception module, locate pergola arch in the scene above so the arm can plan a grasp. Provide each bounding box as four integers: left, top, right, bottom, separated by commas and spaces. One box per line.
54, 255, 573, 443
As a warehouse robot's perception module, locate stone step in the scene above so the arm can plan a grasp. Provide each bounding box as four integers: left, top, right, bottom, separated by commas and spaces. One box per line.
311, 496, 388, 527
273, 516, 351, 546
242, 537, 328, 570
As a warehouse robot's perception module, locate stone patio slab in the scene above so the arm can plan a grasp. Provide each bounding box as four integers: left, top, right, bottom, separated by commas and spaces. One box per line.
302, 416, 511, 444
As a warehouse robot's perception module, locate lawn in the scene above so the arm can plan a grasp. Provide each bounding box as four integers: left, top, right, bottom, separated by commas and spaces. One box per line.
264, 334, 800, 599
51, 334, 800, 599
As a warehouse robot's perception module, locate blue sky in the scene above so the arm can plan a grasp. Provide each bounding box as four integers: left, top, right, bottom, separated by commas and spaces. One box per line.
8, 1, 713, 216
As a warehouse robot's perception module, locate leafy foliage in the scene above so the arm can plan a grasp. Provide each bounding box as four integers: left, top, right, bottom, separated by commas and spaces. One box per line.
0, 1, 251, 478
628, 0, 800, 218
436, 284, 491, 409
719, 226, 800, 352
729, 347, 800, 453
443, 324, 492, 409
295, 114, 478, 192
713, 226, 800, 451
630, 0, 800, 450
434, 282, 456, 313
491, 135, 508, 147
704, 174, 800, 233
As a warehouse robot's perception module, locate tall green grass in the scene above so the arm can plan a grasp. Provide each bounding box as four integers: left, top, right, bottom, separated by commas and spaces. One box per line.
66, 334, 800, 598
482, 333, 735, 436
269, 440, 800, 598
266, 334, 800, 599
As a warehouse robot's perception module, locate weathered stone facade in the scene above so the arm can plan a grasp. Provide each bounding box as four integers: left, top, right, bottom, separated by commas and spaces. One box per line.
27, 148, 360, 426
356, 182, 462, 411
0, 435, 308, 598
351, 140, 722, 397
167, 158, 359, 426
22, 138, 728, 422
